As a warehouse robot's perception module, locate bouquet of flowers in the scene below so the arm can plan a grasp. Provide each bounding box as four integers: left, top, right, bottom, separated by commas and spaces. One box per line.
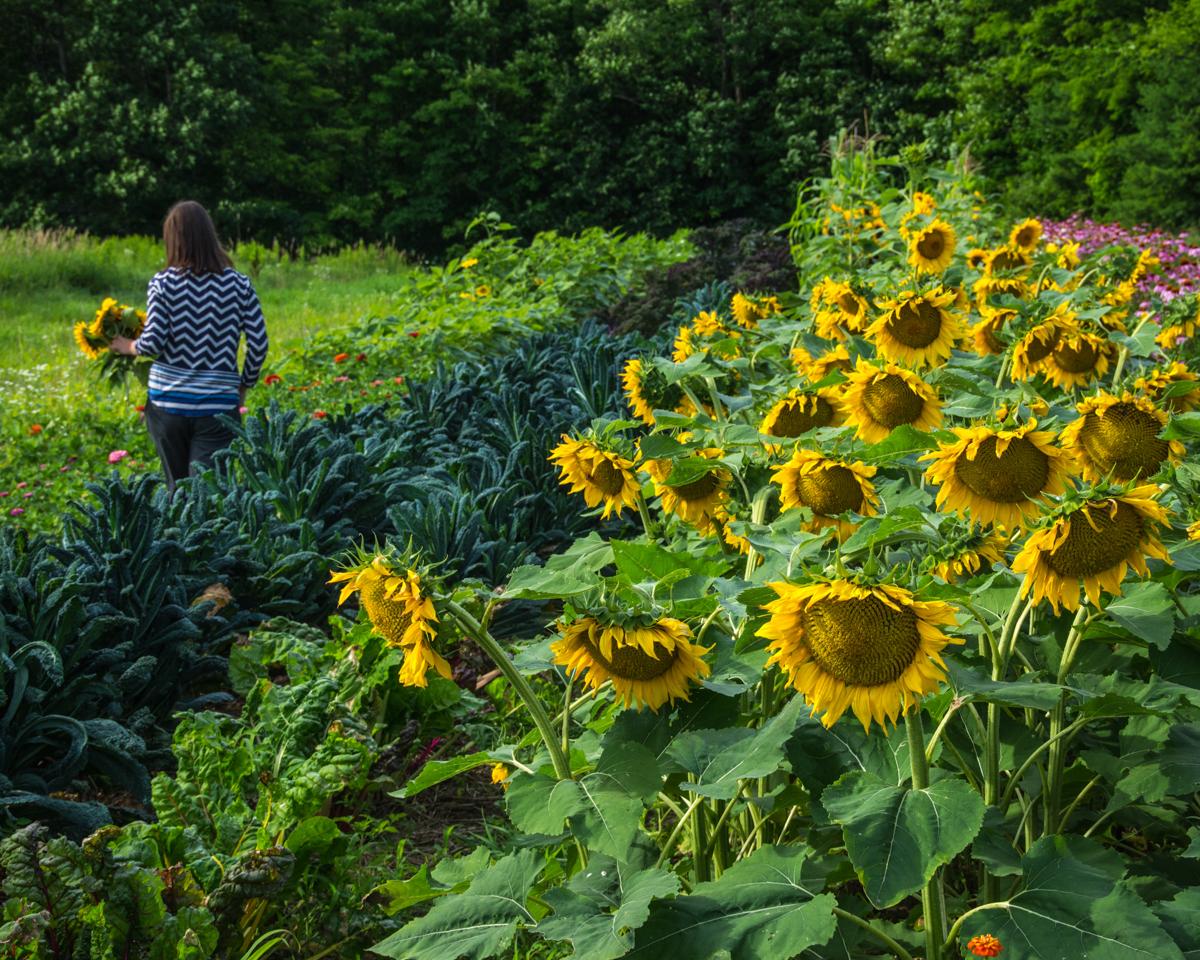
73, 298, 152, 388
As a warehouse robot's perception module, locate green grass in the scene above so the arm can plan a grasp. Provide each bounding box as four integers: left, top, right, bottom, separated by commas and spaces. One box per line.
0, 230, 419, 367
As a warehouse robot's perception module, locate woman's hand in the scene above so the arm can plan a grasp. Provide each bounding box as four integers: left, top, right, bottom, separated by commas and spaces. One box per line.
110, 335, 137, 356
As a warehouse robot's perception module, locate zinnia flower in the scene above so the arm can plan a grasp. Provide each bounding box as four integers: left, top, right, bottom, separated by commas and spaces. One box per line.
334, 352, 350, 363
108, 450, 129, 464
967, 934, 1003, 957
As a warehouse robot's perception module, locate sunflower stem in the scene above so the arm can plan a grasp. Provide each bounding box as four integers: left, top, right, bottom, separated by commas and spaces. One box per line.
743, 484, 775, 579
1044, 603, 1090, 835
994, 353, 1009, 389
906, 708, 945, 960
703, 375, 725, 421
634, 491, 658, 541
446, 601, 572, 782
831, 907, 916, 960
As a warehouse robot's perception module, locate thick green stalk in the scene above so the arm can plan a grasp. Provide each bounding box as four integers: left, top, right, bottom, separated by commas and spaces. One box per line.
1044, 604, 1090, 834
832, 908, 916, 960
635, 491, 658, 540
906, 709, 944, 960
447, 601, 572, 781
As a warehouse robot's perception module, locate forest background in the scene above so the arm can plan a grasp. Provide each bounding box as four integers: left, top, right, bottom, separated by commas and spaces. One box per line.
2, 0, 1198, 255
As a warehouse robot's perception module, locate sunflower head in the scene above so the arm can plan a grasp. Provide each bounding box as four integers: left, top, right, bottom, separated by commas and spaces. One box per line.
551, 612, 712, 711
1008, 219, 1043, 253
908, 219, 958, 274
920, 420, 1073, 529
929, 529, 1009, 583
869, 288, 963, 368
771, 449, 880, 537
328, 549, 449, 688
970, 309, 1015, 357
73, 321, 106, 360
1041, 332, 1117, 390
622, 357, 684, 426
549, 433, 641, 519
759, 388, 844, 441
672, 324, 696, 362
731, 292, 777, 329
843, 358, 943, 443
1059, 391, 1184, 483
646, 448, 730, 532
759, 579, 961, 732
1012, 484, 1171, 612
1009, 306, 1078, 380
792, 343, 854, 381
1134, 362, 1200, 412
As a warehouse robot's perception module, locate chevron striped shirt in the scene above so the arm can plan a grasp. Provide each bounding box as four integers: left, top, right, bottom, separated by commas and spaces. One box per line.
133, 267, 269, 416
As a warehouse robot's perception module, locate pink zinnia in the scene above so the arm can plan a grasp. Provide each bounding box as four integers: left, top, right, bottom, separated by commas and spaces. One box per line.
9, 508, 23, 517
16, 482, 27, 489
108, 450, 129, 464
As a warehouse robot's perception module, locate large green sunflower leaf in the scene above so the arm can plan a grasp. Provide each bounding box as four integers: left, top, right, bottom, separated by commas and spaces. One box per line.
1154, 888, 1200, 957
570, 742, 661, 858
822, 770, 985, 907
625, 845, 837, 959
1104, 581, 1176, 650
957, 836, 1184, 960
664, 694, 806, 799
506, 773, 585, 837
539, 856, 681, 960
370, 849, 544, 960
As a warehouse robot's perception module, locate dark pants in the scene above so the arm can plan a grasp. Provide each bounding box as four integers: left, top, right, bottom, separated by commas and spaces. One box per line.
144, 401, 237, 493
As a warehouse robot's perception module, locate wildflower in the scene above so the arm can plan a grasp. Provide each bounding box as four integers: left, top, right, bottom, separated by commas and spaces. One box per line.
9, 508, 24, 517
334, 352, 350, 363
460, 257, 478, 269
16, 482, 27, 490
264, 373, 282, 385
108, 450, 129, 464
408, 331, 420, 338
238, 406, 248, 415
475, 285, 491, 298
356, 352, 367, 362
313, 410, 328, 419
966, 934, 1003, 957
29, 424, 42, 435
490, 763, 509, 788
334, 375, 350, 382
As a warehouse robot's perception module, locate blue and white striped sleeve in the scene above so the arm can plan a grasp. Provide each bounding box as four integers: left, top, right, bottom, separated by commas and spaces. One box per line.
240, 277, 268, 387
133, 275, 168, 356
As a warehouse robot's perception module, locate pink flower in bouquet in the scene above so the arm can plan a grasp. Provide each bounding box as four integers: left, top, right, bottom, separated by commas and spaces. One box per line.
108, 449, 129, 464
239, 406, 248, 415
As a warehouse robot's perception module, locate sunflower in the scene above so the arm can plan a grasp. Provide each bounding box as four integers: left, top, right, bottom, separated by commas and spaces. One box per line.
1009, 218, 1043, 253
869, 288, 963, 368
759, 388, 843, 440
1010, 307, 1078, 380
549, 435, 640, 519
920, 421, 1073, 529
1059, 392, 1184, 483
810, 278, 869, 340
771, 449, 880, 537
1134, 362, 1200, 412
758, 580, 961, 732
1013, 486, 1171, 612
713, 504, 754, 556
970, 309, 1015, 356
622, 357, 684, 426
73, 321, 106, 360
1188, 519, 1200, 542
551, 615, 712, 710
966, 248, 989, 270
646, 450, 730, 531
842, 358, 943, 443
931, 530, 1009, 583
908, 219, 957, 274
792, 343, 854, 381
328, 555, 449, 688
1040, 332, 1116, 390
692, 310, 725, 337
1155, 303, 1199, 349
672, 325, 696, 362
1051, 241, 1082, 270
731, 292, 772, 330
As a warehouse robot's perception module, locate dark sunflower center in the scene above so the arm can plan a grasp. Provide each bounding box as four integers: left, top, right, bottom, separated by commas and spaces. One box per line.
670, 470, 722, 501
1079, 404, 1169, 480
802, 596, 921, 686
992, 250, 1025, 272
888, 300, 944, 348
590, 458, 629, 496
862, 374, 926, 428
1015, 227, 1037, 249
953, 436, 1050, 503
579, 635, 677, 681
1045, 502, 1144, 577
1021, 325, 1060, 364
769, 397, 835, 437
794, 464, 865, 516
917, 231, 946, 261
978, 319, 1005, 354
362, 580, 414, 646
1053, 340, 1099, 373
838, 293, 862, 317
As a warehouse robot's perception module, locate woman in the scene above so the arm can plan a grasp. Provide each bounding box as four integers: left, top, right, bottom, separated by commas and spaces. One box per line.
112, 201, 268, 493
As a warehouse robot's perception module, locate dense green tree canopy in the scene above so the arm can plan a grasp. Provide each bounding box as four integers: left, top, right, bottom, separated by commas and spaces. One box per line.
0, 0, 1196, 252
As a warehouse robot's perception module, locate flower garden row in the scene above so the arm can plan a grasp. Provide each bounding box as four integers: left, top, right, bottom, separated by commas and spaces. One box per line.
5, 154, 1200, 958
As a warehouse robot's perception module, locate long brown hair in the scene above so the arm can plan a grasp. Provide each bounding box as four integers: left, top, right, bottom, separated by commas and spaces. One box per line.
163, 201, 233, 274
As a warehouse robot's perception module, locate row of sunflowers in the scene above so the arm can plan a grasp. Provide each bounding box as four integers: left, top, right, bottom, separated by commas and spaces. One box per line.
332, 158, 1200, 960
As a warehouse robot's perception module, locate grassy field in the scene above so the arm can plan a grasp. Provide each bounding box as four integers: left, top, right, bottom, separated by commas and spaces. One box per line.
0, 230, 419, 368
